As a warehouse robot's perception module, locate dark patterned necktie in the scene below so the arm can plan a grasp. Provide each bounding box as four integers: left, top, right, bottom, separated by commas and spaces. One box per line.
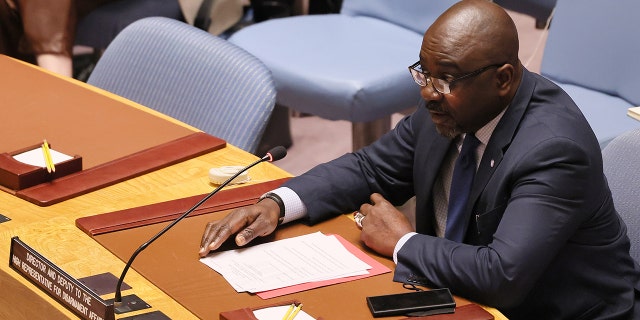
445, 134, 480, 242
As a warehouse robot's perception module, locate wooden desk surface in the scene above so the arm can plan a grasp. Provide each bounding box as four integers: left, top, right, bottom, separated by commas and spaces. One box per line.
0, 56, 506, 319
94, 210, 484, 320
0, 56, 201, 167
0, 55, 292, 319
0, 144, 292, 319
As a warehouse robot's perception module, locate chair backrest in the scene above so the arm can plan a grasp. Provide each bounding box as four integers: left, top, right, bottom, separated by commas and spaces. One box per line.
540, 0, 640, 106
87, 17, 276, 154
602, 128, 640, 263
340, 0, 459, 35
493, 0, 556, 23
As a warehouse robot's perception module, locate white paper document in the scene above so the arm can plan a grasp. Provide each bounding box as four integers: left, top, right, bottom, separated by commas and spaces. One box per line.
200, 232, 372, 293
253, 305, 315, 320
13, 147, 73, 167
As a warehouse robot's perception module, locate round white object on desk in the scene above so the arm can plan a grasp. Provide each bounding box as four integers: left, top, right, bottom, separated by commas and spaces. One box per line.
208, 166, 251, 185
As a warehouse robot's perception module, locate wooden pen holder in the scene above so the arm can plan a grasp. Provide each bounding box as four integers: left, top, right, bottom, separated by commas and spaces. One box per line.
0, 144, 82, 191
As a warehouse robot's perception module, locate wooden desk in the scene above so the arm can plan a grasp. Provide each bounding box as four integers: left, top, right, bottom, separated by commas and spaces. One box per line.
93, 209, 499, 320
0, 56, 506, 319
0, 56, 292, 319
0, 56, 226, 206
0, 146, 291, 319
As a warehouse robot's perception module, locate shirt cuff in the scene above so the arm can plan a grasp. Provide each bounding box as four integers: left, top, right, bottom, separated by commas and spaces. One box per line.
393, 232, 418, 264
270, 187, 307, 224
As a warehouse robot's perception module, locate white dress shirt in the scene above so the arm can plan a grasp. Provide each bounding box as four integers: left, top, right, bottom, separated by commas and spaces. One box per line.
272, 108, 506, 264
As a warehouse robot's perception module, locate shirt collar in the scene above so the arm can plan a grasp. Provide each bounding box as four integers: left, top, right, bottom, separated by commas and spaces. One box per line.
472, 106, 508, 146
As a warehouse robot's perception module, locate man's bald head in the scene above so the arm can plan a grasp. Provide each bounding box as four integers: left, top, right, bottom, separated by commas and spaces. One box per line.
417, 0, 523, 137
426, 0, 519, 68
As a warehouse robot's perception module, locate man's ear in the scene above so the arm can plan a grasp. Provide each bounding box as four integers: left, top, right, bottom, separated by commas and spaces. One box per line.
496, 63, 515, 96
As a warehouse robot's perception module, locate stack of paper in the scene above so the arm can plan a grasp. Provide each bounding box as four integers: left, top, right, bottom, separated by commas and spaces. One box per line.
200, 232, 373, 293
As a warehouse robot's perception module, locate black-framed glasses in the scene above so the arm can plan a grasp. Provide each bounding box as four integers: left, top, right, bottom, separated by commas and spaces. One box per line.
408, 61, 505, 94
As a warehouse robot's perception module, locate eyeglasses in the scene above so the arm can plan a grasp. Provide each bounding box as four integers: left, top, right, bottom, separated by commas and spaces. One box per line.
408, 61, 505, 94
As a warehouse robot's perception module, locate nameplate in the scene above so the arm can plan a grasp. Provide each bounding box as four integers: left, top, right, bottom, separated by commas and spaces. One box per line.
9, 237, 115, 320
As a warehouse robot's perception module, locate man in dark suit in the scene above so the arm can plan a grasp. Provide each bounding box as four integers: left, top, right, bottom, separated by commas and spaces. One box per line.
200, 0, 640, 318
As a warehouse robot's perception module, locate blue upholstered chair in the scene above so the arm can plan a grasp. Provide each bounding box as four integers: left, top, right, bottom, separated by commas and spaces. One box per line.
87, 17, 276, 154
602, 128, 640, 263
228, 0, 458, 150
540, 0, 640, 149
493, 0, 556, 28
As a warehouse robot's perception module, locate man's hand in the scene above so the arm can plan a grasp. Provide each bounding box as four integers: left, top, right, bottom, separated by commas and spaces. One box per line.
358, 193, 414, 257
199, 198, 280, 257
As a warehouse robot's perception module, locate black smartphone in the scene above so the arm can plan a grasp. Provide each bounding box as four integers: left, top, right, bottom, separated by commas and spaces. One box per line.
366, 288, 456, 317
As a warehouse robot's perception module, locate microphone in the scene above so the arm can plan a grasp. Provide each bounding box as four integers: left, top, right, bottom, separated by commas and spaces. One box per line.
113, 146, 287, 306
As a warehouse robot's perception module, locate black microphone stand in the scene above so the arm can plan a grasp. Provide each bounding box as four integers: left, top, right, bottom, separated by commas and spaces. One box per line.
114, 149, 283, 306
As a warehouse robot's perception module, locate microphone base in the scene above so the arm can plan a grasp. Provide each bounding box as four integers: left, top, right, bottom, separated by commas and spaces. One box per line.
109, 294, 152, 314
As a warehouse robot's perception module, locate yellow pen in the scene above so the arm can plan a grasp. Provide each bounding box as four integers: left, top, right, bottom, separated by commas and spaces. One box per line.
287, 304, 302, 320
42, 139, 55, 173
281, 304, 295, 320
41, 144, 51, 173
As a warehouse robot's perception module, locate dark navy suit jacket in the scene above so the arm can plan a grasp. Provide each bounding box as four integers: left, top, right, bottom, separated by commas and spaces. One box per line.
284, 69, 640, 319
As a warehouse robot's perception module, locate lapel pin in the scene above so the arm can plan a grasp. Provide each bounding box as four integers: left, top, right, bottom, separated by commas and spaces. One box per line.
490, 159, 495, 168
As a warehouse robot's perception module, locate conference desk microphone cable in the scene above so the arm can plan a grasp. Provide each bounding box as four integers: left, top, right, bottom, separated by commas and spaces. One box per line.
113, 146, 287, 307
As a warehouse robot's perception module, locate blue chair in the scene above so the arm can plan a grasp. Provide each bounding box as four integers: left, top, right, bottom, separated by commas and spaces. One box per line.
602, 128, 640, 263
228, 0, 458, 150
494, 0, 556, 28
540, 0, 640, 149
87, 17, 276, 154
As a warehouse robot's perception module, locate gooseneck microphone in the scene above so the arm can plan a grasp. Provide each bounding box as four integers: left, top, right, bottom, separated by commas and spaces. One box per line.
114, 146, 287, 306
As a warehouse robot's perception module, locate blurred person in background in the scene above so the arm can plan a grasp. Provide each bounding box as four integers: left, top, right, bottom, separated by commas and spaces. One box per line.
0, 0, 119, 77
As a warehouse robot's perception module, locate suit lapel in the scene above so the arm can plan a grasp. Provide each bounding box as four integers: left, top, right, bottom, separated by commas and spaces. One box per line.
468, 69, 536, 211
414, 111, 454, 234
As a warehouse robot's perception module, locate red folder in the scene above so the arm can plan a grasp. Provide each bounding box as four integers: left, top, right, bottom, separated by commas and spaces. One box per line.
76, 178, 290, 236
